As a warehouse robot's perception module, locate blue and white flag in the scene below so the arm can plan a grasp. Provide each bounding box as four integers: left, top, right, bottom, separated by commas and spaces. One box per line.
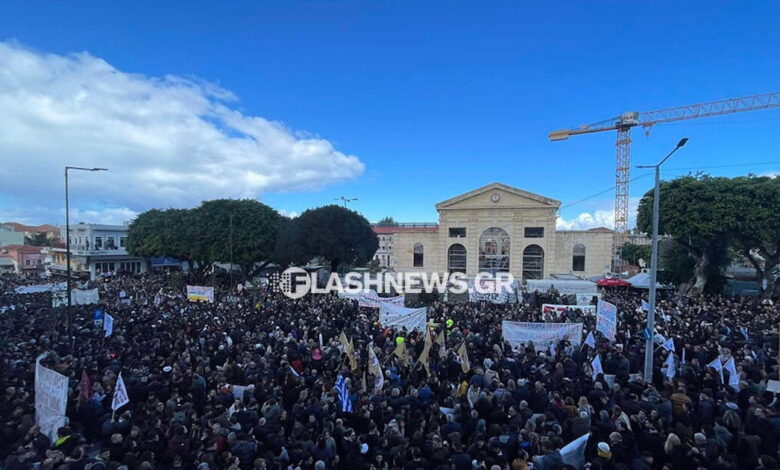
724, 357, 739, 391
641, 300, 650, 312
103, 313, 114, 338
740, 327, 749, 341
664, 353, 676, 379
707, 356, 724, 382
583, 331, 596, 349
288, 365, 300, 378
336, 373, 352, 412
662, 337, 675, 352
560, 432, 590, 469
591, 355, 603, 381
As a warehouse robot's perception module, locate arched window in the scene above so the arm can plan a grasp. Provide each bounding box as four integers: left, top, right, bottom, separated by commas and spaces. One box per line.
479, 227, 510, 274
572, 244, 586, 272
448, 244, 467, 273
413, 243, 424, 267
522, 244, 544, 280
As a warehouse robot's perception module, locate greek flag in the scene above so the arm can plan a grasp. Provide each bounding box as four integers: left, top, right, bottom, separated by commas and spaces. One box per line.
336, 373, 352, 413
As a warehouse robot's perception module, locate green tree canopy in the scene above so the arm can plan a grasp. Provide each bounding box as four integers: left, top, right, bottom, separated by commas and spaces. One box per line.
127, 200, 284, 274
376, 217, 399, 227
24, 232, 51, 246
637, 174, 780, 296
275, 204, 378, 272
637, 175, 736, 294
620, 243, 651, 267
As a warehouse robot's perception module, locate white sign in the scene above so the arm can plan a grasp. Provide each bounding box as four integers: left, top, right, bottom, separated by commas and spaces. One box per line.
542, 304, 596, 316
186, 285, 215, 303
35, 355, 69, 441
767, 380, 780, 393
502, 321, 583, 350
379, 303, 427, 332
112, 373, 130, 411
596, 300, 618, 341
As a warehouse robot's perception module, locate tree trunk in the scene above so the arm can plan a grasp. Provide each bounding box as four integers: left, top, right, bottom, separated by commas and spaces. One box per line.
690, 250, 711, 295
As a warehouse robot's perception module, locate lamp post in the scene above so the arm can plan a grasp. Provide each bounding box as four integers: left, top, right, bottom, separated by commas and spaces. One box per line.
637, 138, 688, 381
335, 196, 357, 208
65, 166, 108, 328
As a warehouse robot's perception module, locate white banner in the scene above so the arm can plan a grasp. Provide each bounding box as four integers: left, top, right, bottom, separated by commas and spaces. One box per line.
468, 278, 516, 303
35, 355, 69, 441
596, 300, 618, 341
526, 279, 597, 295
502, 321, 583, 350
541, 304, 596, 316
15, 282, 67, 294
186, 285, 215, 303
339, 290, 405, 308
52, 288, 100, 307
379, 302, 427, 332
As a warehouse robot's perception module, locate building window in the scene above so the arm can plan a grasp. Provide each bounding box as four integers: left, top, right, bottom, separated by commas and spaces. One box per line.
449, 227, 467, 238
94, 236, 102, 249
479, 227, 510, 274
522, 244, 544, 280
25, 259, 31, 266
448, 244, 467, 273
524, 227, 544, 238
413, 243, 424, 267
572, 244, 586, 272
120, 237, 127, 248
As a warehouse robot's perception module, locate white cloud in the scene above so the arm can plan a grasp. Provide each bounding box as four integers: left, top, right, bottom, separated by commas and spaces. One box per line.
278, 209, 300, 218
556, 197, 640, 231
0, 41, 364, 224
760, 171, 779, 178
556, 209, 615, 230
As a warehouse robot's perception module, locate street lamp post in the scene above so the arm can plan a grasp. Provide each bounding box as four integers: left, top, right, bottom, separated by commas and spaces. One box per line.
637, 138, 688, 382
65, 166, 108, 328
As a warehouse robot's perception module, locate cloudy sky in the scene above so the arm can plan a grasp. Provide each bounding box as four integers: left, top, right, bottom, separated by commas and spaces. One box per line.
1, 1, 779, 229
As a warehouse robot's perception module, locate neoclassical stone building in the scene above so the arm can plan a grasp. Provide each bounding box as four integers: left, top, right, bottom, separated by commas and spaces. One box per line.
389, 183, 614, 280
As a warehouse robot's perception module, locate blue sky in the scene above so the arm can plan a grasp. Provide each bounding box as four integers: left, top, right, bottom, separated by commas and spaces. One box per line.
1, 1, 779, 228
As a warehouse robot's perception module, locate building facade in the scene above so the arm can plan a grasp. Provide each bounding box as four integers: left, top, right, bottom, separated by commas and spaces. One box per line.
389, 183, 614, 280
50, 223, 147, 279
0, 225, 25, 247
0, 245, 47, 272
373, 224, 438, 270
1, 223, 60, 243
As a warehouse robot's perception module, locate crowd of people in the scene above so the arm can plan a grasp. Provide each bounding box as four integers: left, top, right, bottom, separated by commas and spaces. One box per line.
1, 271, 780, 470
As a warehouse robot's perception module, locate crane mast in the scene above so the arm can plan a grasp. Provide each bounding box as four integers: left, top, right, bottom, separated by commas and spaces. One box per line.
549, 92, 780, 273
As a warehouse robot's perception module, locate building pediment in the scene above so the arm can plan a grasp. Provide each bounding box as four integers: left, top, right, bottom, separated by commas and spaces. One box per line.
435, 182, 561, 211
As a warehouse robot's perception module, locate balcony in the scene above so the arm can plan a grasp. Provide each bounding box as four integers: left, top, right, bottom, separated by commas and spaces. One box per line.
51, 245, 129, 256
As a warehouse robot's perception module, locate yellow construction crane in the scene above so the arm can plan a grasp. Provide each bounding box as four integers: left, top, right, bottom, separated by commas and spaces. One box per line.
549, 92, 780, 271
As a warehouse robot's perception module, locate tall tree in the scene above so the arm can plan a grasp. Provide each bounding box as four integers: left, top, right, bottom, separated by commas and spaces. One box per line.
276, 205, 378, 272
190, 199, 284, 272
127, 200, 284, 276
620, 242, 651, 267
376, 217, 399, 227
731, 176, 780, 298
637, 175, 735, 294
25, 232, 51, 246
